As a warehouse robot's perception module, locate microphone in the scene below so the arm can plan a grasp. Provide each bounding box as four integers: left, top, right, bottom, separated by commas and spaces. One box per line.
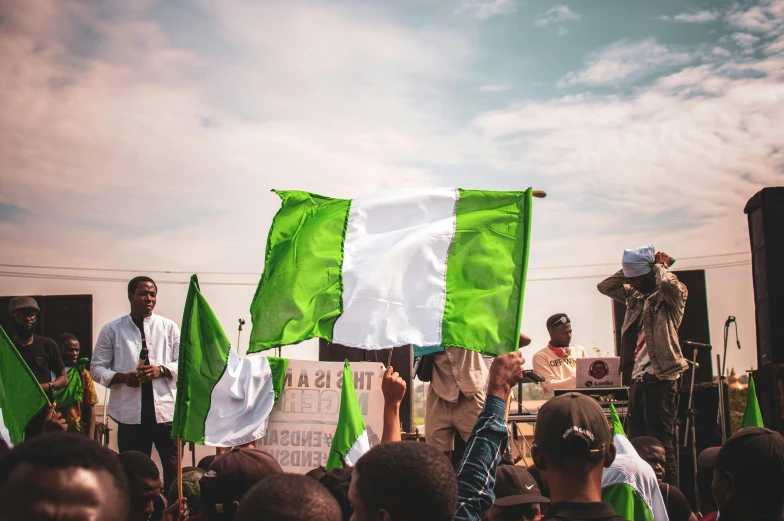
522, 370, 545, 383
683, 340, 712, 350
135, 347, 149, 371
725, 316, 736, 327
684, 359, 700, 369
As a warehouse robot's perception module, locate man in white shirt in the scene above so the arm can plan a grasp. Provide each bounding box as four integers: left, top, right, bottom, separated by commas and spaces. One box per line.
531, 313, 587, 399
91, 276, 180, 491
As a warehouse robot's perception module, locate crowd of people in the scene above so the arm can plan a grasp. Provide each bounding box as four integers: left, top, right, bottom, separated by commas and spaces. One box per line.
3, 248, 784, 521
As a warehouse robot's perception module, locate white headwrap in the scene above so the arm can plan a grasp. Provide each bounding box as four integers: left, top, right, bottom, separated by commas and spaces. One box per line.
622, 245, 655, 277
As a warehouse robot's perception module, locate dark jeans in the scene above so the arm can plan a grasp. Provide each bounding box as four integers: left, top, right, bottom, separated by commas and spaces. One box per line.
629, 375, 680, 486
117, 421, 179, 493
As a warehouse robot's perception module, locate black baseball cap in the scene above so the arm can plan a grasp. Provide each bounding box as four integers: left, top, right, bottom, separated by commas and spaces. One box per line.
534, 393, 611, 461
200, 448, 283, 519
493, 466, 550, 507
699, 427, 784, 495
546, 313, 570, 330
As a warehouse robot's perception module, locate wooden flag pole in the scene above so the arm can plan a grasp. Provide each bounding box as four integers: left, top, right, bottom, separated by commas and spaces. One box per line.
177, 436, 183, 502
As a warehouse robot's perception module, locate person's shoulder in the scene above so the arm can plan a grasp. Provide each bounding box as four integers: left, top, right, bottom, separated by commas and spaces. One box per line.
571, 344, 588, 356
102, 315, 129, 330
151, 314, 180, 331
35, 335, 59, 350
532, 347, 550, 360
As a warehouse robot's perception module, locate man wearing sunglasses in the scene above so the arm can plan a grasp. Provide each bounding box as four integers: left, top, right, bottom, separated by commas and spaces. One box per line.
532, 313, 586, 399
7, 296, 68, 438
597, 245, 688, 486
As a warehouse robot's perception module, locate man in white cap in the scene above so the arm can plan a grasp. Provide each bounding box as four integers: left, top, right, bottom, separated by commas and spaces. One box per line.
597, 245, 688, 486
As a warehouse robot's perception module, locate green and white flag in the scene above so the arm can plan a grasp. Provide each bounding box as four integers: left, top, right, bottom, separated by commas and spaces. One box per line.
326, 360, 369, 471
0, 325, 49, 447
742, 374, 764, 428
173, 275, 289, 447
602, 404, 669, 521
249, 189, 533, 356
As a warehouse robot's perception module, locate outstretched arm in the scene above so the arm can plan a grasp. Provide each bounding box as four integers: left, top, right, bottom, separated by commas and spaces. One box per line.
597, 270, 630, 304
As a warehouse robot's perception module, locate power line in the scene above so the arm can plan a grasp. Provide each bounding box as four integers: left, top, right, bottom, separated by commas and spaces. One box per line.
0, 251, 749, 276
0, 260, 751, 286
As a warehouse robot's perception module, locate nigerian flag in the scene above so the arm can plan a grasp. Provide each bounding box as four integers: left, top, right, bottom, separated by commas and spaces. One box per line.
0, 325, 49, 447
742, 374, 764, 428
602, 404, 669, 521
54, 358, 90, 410
249, 189, 533, 356
326, 360, 369, 471
173, 275, 289, 447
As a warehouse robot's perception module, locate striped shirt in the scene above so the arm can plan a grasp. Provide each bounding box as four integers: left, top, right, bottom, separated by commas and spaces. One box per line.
632, 322, 653, 379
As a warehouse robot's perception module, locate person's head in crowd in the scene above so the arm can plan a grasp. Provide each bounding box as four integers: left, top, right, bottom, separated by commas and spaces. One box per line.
170, 467, 206, 517
118, 450, 162, 521
484, 466, 549, 521
200, 447, 283, 521
319, 466, 354, 521
546, 313, 572, 349
198, 455, 217, 472
0, 439, 9, 462
349, 441, 457, 521
703, 427, 784, 521
128, 276, 158, 318
532, 393, 616, 502
697, 446, 720, 514
307, 465, 328, 481
526, 466, 549, 503
56, 333, 81, 367
236, 473, 341, 521
0, 433, 129, 521
8, 296, 40, 341
630, 436, 666, 484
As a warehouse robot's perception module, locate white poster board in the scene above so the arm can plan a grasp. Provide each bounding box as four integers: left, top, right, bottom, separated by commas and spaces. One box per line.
575, 357, 621, 388
259, 360, 385, 474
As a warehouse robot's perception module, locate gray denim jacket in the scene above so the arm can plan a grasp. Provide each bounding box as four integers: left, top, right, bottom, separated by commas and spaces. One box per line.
597, 264, 689, 380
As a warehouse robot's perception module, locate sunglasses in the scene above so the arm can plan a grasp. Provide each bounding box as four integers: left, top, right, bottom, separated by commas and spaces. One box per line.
551, 316, 569, 325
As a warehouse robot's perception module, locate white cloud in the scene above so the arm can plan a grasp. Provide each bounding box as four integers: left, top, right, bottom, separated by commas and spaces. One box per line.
534, 5, 581, 27
456, 0, 517, 19
477, 84, 513, 92
661, 10, 719, 23
726, 0, 784, 33
558, 38, 694, 88
732, 32, 761, 52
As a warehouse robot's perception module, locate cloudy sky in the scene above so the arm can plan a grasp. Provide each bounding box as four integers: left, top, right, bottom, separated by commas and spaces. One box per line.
1, 0, 782, 380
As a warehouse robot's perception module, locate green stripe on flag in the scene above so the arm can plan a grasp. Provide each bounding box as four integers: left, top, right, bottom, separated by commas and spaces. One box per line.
0, 325, 49, 445
327, 360, 366, 471
54, 358, 89, 410
173, 275, 232, 444
610, 403, 625, 437
249, 191, 351, 353
267, 357, 290, 402
441, 189, 533, 356
602, 483, 654, 521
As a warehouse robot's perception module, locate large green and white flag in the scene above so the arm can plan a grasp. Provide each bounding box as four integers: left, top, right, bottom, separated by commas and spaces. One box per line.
602, 404, 669, 521
742, 374, 764, 428
326, 360, 369, 471
0, 325, 49, 447
173, 275, 289, 447
249, 189, 533, 356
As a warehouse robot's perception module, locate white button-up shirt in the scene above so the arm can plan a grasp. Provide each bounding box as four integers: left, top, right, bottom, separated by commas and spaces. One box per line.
91, 314, 180, 424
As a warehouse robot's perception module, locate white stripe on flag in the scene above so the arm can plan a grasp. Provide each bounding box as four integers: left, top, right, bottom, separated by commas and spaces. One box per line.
204, 350, 276, 447
344, 429, 370, 466
0, 409, 12, 448
333, 188, 458, 348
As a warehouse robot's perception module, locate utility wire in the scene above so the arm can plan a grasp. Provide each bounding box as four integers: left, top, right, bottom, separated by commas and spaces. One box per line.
0, 251, 749, 276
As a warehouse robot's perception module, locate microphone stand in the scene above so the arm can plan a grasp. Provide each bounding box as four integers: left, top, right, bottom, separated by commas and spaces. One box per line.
683, 347, 702, 517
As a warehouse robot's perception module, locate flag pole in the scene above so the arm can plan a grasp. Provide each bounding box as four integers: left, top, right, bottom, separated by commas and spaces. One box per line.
177, 436, 183, 502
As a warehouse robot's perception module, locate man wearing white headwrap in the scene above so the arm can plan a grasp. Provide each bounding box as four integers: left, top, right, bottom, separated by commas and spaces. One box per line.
597, 245, 688, 486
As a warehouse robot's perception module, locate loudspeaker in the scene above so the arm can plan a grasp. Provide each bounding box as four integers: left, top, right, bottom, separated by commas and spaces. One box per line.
612, 270, 712, 384
1, 295, 94, 359
751, 364, 784, 434
744, 187, 784, 367
318, 339, 413, 433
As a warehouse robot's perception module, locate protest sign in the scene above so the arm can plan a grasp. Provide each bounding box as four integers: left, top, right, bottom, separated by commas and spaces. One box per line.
259, 360, 385, 473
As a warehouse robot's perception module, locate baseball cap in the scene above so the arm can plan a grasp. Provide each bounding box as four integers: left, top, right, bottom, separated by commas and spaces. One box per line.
8, 296, 39, 314
546, 313, 570, 330
200, 448, 283, 518
534, 393, 611, 461
493, 466, 550, 507
699, 428, 784, 495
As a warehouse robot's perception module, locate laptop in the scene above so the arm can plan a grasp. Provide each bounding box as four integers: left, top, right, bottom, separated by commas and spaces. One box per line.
575, 357, 621, 389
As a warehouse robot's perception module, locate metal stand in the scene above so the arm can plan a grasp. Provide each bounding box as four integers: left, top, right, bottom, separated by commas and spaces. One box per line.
716, 355, 728, 444
683, 348, 702, 518
237, 318, 245, 350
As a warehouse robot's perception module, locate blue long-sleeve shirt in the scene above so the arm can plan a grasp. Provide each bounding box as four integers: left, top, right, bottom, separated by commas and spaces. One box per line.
455, 394, 509, 521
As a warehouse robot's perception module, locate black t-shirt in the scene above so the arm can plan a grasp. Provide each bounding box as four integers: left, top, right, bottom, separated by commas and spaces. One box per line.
14, 335, 65, 385
660, 483, 693, 521
543, 502, 627, 521
132, 317, 157, 425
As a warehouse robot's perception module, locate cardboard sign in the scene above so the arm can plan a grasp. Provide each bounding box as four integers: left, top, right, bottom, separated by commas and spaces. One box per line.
575, 357, 621, 388
259, 360, 385, 473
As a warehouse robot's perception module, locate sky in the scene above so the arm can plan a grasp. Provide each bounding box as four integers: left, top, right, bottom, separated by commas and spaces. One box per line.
1, 0, 783, 387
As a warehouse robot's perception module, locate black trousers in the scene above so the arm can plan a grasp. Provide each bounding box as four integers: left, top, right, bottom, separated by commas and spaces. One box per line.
629, 375, 680, 486
117, 421, 179, 493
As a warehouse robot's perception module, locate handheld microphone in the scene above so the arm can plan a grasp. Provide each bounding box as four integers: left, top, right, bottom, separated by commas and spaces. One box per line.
522, 370, 546, 383
725, 316, 736, 327
135, 347, 149, 371
683, 340, 712, 350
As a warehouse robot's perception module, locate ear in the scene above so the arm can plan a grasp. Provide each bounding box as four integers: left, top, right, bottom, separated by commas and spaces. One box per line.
603, 442, 617, 468
532, 446, 546, 470
375, 509, 391, 521
723, 470, 736, 501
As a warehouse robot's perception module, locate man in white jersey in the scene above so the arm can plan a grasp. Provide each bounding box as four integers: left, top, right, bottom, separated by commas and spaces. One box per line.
532, 313, 587, 399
